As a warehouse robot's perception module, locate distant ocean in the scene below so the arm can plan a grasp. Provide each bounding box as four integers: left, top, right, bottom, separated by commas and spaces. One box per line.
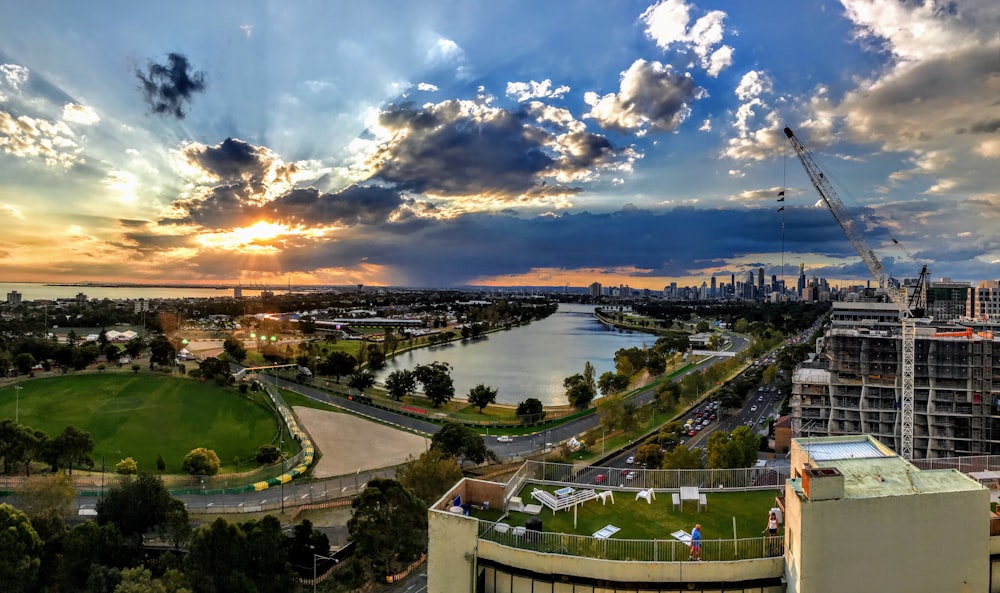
0, 282, 265, 302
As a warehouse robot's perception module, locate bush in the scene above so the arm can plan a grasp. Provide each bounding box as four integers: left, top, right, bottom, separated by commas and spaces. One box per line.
255, 444, 281, 465
115, 457, 138, 475
181, 448, 221, 476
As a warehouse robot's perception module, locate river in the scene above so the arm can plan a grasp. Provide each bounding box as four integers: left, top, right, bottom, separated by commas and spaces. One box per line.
377, 303, 659, 407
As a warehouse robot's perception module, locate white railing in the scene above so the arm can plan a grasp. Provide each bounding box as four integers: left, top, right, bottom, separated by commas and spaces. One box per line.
505, 460, 788, 492
477, 520, 784, 562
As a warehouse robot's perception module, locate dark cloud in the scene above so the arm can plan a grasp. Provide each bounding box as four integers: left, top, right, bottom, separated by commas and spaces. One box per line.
584, 60, 704, 134
161, 184, 408, 231
958, 118, 1000, 135
186, 137, 268, 180
367, 100, 626, 199
136, 53, 206, 119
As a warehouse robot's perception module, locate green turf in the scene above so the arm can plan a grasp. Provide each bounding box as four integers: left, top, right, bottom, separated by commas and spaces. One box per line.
0, 375, 281, 475
495, 484, 781, 541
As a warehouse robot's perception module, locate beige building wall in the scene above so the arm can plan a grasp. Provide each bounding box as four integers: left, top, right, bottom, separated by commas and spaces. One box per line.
428, 509, 479, 593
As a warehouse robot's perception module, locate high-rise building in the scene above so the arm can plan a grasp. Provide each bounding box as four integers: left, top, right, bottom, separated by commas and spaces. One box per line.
710, 276, 716, 298
926, 279, 970, 322
968, 280, 1000, 322
758, 267, 765, 290
588, 282, 602, 298
792, 300, 1000, 458
798, 263, 806, 296
6, 290, 22, 305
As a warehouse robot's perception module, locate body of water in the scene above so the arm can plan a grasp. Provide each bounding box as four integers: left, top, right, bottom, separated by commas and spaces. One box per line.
0, 282, 263, 301
377, 303, 659, 407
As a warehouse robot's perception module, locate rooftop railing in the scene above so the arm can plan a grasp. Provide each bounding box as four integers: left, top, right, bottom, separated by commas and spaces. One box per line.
476, 520, 784, 562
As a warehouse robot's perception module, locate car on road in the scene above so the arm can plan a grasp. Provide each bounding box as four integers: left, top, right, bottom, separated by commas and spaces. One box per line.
688, 430, 697, 437
626, 455, 635, 465
751, 405, 758, 412
623, 471, 636, 481
758, 395, 764, 402
496, 435, 513, 443
595, 474, 606, 484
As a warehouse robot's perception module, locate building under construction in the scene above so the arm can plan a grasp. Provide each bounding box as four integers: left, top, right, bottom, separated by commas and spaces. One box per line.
792, 300, 1000, 459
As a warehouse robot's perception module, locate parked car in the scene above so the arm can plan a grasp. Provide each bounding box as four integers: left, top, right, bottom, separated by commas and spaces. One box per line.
751, 405, 758, 412
497, 435, 513, 443
624, 471, 636, 481
688, 430, 697, 437
758, 395, 764, 402
595, 474, 606, 484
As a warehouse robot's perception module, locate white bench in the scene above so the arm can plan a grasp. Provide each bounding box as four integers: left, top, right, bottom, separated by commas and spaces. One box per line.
593, 525, 620, 539
531, 488, 597, 514
698, 493, 707, 511
671, 492, 681, 510
522, 504, 543, 515
636, 489, 656, 504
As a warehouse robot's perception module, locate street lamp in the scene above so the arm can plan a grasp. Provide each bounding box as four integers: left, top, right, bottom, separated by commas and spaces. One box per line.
13, 385, 21, 424
280, 439, 285, 513
313, 553, 337, 593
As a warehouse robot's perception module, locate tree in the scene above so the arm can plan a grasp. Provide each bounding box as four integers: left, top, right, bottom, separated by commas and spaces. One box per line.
222, 336, 246, 362
14, 352, 36, 375
563, 372, 596, 410
696, 320, 711, 333
633, 443, 664, 469
413, 362, 454, 407
467, 383, 498, 412
515, 398, 545, 424
395, 449, 464, 507
197, 357, 231, 382
646, 352, 666, 376
348, 478, 427, 577
655, 380, 681, 411
255, 444, 281, 465
97, 474, 173, 540
52, 425, 95, 475
181, 448, 221, 476
0, 503, 43, 593
155, 454, 166, 473
430, 422, 496, 465
384, 369, 416, 401
185, 516, 294, 593
662, 445, 705, 469
321, 351, 356, 383
706, 426, 761, 469
124, 336, 146, 359
18, 473, 77, 520
148, 335, 176, 368
288, 519, 330, 579
365, 343, 386, 370
597, 371, 630, 397
57, 521, 130, 591
347, 370, 376, 391
116, 457, 138, 475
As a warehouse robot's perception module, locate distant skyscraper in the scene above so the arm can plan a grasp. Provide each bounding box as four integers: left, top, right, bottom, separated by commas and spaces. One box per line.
710, 276, 716, 298
798, 263, 807, 296
589, 282, 602, 297
6, 290, 22, 305
758, 267, 765, 290
234, 285, 243, 299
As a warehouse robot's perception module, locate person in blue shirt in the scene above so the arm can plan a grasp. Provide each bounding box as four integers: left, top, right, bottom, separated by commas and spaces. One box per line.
689, 524, 702, 560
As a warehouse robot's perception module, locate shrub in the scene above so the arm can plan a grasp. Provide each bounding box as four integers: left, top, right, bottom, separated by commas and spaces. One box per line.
181, 448, 221, 476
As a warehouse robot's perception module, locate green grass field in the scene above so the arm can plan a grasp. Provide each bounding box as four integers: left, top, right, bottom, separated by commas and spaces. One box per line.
0, 374, 281, 474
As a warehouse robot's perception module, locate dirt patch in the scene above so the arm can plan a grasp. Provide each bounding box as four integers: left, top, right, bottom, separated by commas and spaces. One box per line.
293, 406, 430, 478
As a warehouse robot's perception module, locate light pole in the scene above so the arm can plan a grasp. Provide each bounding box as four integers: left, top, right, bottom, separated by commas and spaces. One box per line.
313, 553, 336, 593
280, 439, 285, 513
13, 385, 21, 424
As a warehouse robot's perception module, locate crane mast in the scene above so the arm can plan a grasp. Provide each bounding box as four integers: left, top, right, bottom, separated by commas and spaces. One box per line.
783, 126, 916, 460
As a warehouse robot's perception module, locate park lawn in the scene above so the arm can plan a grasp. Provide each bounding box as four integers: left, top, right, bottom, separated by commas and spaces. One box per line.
493, 484, 778, 541
0, 374, 280, 475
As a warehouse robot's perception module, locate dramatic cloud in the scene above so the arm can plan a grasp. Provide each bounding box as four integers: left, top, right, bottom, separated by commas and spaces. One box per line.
365, 99, 630, 201
0, 64, 28, 90
505, 79, 571, 102
583, 59, 704, 135
0, 110, 82, 167
640, 0, 733, 77
417, 82, 439, 92
135, 53, 206, 119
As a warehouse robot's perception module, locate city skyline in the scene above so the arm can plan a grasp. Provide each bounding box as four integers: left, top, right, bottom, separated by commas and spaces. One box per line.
1, 1, 998, 289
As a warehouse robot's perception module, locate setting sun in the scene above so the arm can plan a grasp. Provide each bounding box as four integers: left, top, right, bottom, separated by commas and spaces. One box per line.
197, 221, 287, 253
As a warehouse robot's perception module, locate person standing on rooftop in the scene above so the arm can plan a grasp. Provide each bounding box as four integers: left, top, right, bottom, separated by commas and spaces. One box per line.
689, 523, 702, 560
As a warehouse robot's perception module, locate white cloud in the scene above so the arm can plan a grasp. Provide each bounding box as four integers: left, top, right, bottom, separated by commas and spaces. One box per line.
583, 59, 704, 134
698, 118, 711, 132
735, 70, 773, 101
62, 103, 100, 125
0, 64, 28, 90
505, 79, 571, 102
417, 82, 439, 92
841, 0, 989, 62
0, 203, 24, 219
0, 110, 82, 167
240, 24, 253, 38
640, 0, 733, 75
975, 139, 1000, 159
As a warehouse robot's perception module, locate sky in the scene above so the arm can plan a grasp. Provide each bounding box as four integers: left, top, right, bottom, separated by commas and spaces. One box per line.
1, 0, 999, 290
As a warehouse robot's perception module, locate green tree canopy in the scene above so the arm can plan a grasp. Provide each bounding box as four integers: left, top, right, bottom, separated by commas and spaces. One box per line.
320, 351, 356, 383
430, 422, 496, 465
51, 425, 94, 475
662, 445, 705, 469
0, 503, 43, 593
222, 336, 246, 362
181, 448, 221, 476
467, 383, 498, 412
347, 370, 376, 392
413, 362, 454, 407
384, 369, 416, 401
395, 449, 464, 508
515, 398, 545, 424
348, 478, 428, 578
96, 474, 175, 540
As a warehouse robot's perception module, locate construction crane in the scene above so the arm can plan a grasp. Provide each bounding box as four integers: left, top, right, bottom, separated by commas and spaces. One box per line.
783, 126, 923, 460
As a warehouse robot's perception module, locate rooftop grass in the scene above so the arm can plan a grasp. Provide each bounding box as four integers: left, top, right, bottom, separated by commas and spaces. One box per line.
0, 374, 282, 474
476, 483, 783, 542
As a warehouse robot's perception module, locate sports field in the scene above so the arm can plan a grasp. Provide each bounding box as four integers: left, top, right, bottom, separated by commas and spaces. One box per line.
0, 374, 281, 474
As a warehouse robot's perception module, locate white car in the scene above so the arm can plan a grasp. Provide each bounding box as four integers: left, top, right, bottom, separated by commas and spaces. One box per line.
626, 456, 635, 465
751, 405, 758, 412
496, 435, 513, 443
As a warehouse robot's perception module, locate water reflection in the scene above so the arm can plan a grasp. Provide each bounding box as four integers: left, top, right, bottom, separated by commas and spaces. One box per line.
377, 303, 657, 406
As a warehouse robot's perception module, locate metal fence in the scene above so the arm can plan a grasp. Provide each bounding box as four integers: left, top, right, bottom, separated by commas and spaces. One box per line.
504, 461, 788, 493
914, 455, 1000, 473
477, 520, 784, 562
